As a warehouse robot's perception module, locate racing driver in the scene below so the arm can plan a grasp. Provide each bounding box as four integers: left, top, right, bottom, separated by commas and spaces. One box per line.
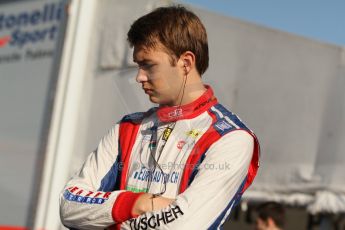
59, 5, 260, 230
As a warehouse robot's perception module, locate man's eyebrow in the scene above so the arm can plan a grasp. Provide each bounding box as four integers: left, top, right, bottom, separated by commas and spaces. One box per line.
134, 59, 152, 65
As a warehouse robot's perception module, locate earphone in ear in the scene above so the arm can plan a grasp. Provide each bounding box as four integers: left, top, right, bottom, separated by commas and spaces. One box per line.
183, 64, 188, 76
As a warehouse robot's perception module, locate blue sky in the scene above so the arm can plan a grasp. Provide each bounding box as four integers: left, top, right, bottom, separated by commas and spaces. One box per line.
179, 0, 345, 46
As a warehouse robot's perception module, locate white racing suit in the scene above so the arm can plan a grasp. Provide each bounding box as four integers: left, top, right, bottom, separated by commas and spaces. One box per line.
59, 86, 260, 230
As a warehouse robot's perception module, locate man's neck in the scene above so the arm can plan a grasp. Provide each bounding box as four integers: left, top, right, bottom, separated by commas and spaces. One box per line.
167, 80, 207, 107
179, 83, 206, 106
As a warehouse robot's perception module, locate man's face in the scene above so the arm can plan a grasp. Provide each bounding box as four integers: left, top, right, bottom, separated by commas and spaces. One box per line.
133, 44, 185, 106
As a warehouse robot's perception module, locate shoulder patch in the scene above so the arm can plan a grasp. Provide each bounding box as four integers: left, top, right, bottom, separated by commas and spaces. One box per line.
213, 118, 236, 136
210, 104, 252, 136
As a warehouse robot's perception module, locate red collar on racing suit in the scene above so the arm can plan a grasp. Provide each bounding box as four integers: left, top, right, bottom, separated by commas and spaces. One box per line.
156, 85, 218, 122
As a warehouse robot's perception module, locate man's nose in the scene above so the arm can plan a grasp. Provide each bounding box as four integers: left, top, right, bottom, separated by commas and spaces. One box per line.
136, 69, 149, 83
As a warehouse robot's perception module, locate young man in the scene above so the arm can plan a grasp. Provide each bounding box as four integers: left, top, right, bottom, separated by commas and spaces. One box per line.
60, 6, 260, 230
254, 202, 285, 230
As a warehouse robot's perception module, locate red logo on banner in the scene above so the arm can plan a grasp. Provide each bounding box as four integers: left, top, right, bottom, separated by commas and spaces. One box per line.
0, 36, 10, 47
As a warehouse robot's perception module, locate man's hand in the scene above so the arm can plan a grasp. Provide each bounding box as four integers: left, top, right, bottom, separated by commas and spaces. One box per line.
132, 193, 175, 216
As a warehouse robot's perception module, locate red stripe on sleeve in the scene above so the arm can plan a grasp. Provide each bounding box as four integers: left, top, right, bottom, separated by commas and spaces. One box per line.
0, 227, 27, 230
118, 121, 141, 190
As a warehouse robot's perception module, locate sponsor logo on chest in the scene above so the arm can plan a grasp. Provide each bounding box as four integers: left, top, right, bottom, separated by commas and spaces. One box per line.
131, 166, 180, 184
185, 129, 202, 138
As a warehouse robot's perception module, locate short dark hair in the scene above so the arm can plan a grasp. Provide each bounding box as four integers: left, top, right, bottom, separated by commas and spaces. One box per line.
256, 202, 285, 228
127, 5, 209, 75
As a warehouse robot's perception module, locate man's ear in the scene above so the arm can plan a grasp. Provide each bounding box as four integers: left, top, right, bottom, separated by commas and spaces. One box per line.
180, 51, 195, 74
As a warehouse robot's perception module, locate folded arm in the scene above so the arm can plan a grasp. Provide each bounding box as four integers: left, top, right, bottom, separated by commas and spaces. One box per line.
59, 124, 143, 229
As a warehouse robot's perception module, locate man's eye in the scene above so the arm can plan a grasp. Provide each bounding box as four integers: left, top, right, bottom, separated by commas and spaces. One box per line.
140, 64, 154, 70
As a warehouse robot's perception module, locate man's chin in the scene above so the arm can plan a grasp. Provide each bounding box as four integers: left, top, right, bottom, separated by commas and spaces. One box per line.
148, 96, 170, 106
148, 95, 160, 104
